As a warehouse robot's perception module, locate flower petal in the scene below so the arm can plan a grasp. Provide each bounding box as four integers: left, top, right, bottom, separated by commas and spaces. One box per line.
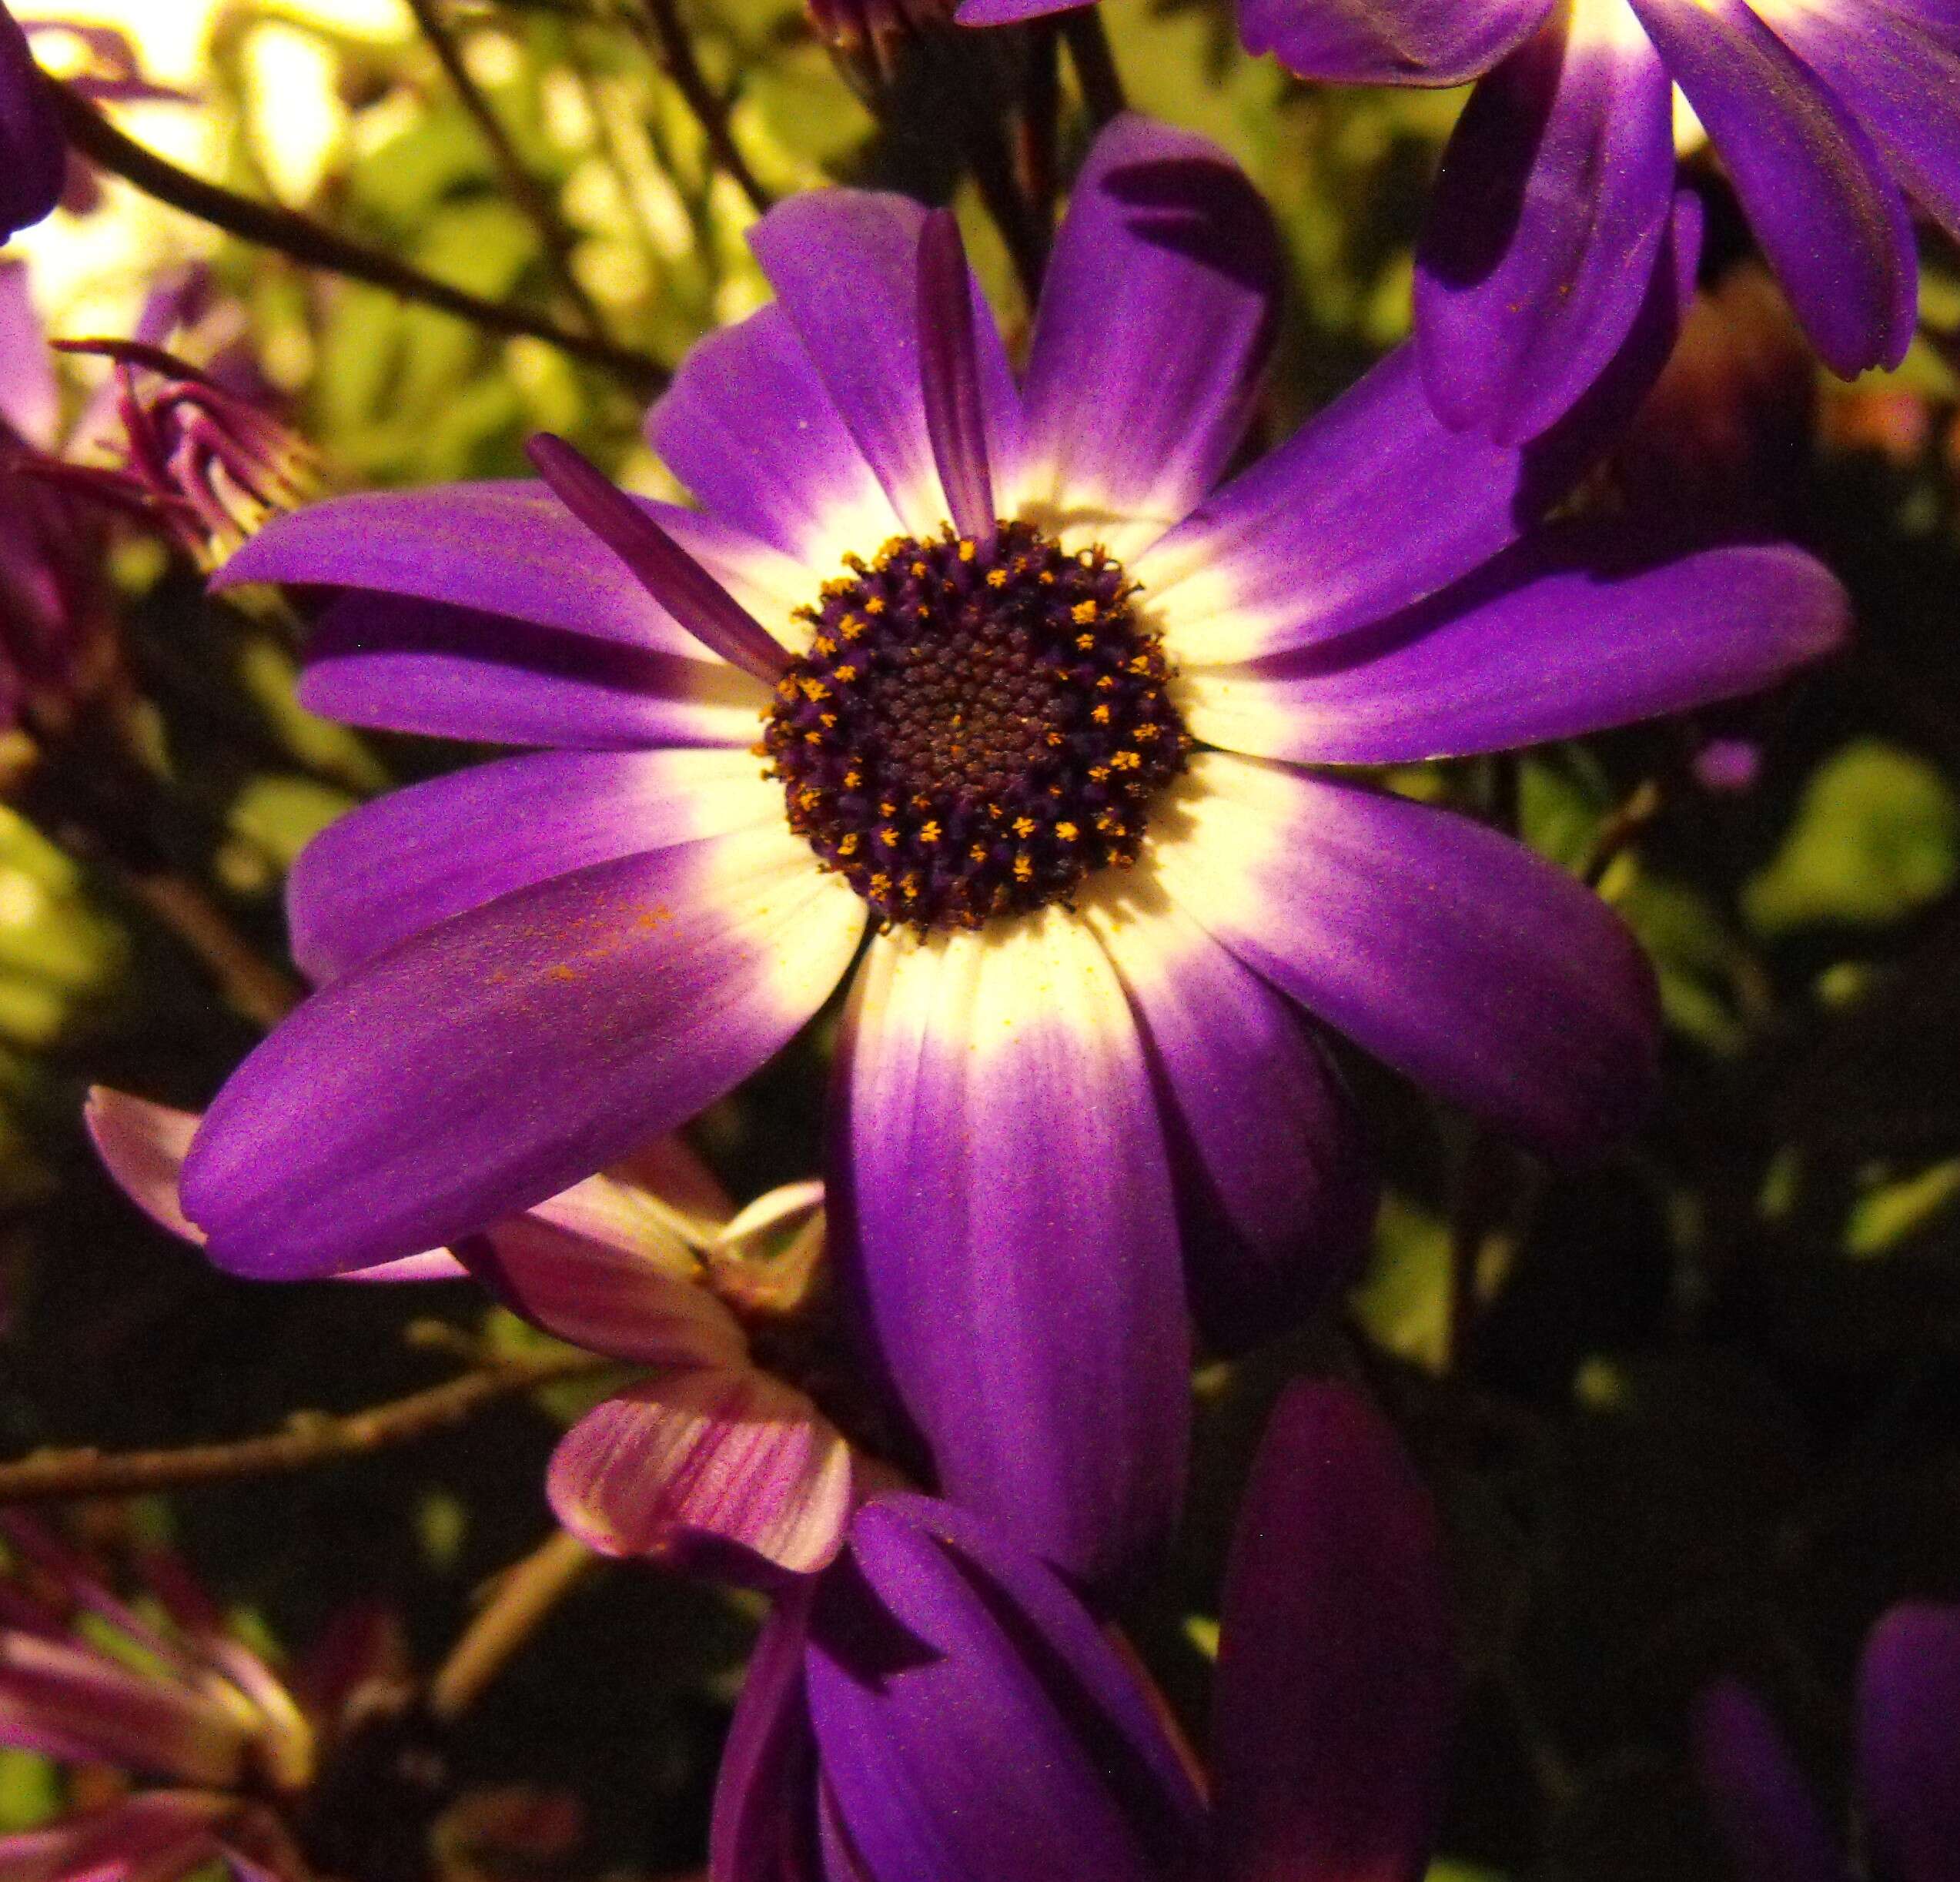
1690, 1680, 1848, 1882
85, 1089, 202, 1246
296, 593, 766, 751
0, 9, 62, 241
805, 1496, 1205, 1882
463, 1202, 746, 1369
1079, 877, 1376, 1356
0, 262, 55, 450
1212, 1382, 1456, 1882
1136, 201, 1694, 669
0, 1633, 249, 1787
1757, 0, 1960, 241
547, 1370, 854, 1577
747, 190, 1022, 537
1019, 115, 1281, 561
182, 828, 865, 1279
648, 302, 904, 573
710, 1589, 827, 1882
217, 483, 803, 657
1630, 0, 1917, 376
1149, 756, 1659, 1156
1235, 0, 1554, 85
830, 911, 1188, 1588
1182, 526, 1849, 765
1415, 0, 1676, 443
1856, 1603, 1960, 1882
287, 747, 781, 983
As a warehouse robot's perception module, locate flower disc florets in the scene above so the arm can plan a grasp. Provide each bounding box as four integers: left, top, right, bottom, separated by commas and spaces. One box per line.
763, 519, 1190, 932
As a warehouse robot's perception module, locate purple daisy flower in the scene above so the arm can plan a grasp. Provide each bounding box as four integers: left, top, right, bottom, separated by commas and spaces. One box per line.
1694, 1603, 1960, 1882
0, 5, 61, 242
711, 1381, 1456, 1882
959, 0, 1958, 443
186, 113, 1845, 1588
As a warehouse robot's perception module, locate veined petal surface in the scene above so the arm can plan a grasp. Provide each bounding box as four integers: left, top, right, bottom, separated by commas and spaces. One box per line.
1236, 0, 1554, 84
830, 911, 1188, 1588
182, 829, 864, 1279
1148, 756, 1659, 1156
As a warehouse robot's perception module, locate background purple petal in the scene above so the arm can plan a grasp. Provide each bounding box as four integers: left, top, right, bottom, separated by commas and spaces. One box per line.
1856, 1603, 1960, 1882
1234, 0, 1553, 84
1691, 1680, 1849, 1882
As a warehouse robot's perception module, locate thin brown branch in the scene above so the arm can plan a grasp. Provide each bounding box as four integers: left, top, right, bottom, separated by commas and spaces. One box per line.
403, 0, 613, 341
0, 1352, 616, 1505
633, 0, 773, 217
50, 83, 664, 398
428, 1529, 598, 1720
119, 867, 303, 1029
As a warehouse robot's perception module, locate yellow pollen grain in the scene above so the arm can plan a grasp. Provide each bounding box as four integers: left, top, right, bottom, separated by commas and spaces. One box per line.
1092, 704, 1112, 724
1013, 816, 1035, 838
838, 834, 860, 855
866, 597, 885, 613
958, 540, 976, 561
1013, 854, 1033, 881
1056, 822, 1079, 842
832, 664, 858, 684
919, 821, 942, 844
1075, 633, 1095, 651
878, 826, 899, 847
986, 570, 1008, 589
1071, 600, 1098, 625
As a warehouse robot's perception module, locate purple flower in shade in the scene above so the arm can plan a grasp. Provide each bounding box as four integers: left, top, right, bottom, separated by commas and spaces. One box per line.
1694, 1604, 1960, 1882
0, 6, 62, 242
0, 1515, 331, 1882
706, 1380, 1456, 1882
183, 112, 1847, 1589
960, 0, 1960, 443
89, 1089, 881, 1581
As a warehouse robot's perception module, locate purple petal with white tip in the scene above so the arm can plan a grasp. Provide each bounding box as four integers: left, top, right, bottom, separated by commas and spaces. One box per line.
1150, 757, 1660, 1158
830, 914, 1188, 1589
181, 830, 863, 1279
547, 1370, 855, 1577
1212, 1382, 1456, 1882
1630, 0, 1917, 377
1415, 2, 1675, 443
1691, 1680, 1848, 1882
646, 302, 903, 570
1020, 114, 1281, 560
1081, 877, 1376, 1355
805, 1496, 1205, 1882
1857, 1603, 1960, 1882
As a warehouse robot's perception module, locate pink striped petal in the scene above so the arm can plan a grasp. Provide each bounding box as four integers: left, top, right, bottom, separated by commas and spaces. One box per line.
547, 1370, 855, 1577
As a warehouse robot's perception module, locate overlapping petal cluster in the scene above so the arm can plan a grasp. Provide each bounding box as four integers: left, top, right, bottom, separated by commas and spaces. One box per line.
175, 112, 1845, 1590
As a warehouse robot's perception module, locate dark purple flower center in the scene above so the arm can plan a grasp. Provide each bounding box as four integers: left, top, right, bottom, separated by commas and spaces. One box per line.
761, 519, 1190, 932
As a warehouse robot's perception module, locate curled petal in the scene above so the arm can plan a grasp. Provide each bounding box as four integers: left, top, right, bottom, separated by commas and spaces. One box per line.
547, 1370, 854, 1579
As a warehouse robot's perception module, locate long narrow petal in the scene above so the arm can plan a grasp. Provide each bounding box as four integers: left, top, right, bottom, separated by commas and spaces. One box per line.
916, 211, 996, 540
1690, 1681, 1848, 1882
1415, 0, 1676, 443
296, 593, 767, 752
1757, 0, 1960, 239
215, 483, 804, 662
1182, 528, 1849, 765
526, 435, 791, 681
1235, 0, 1554, 84
1148, 756, 1659, 1157
709, 1590, 826, 1882
1212, 1383, 1456, 1882
1079, 876, 1376, 1356
547, 1371, 855, 1578
1856, 1603, 1960, 1882
1136, 200, 1694, 669
805, 1496, 1206, 1882
0, 10, 62, 241
286, 747, 781, 983
182, 829, 865, 1279
747, 190, 1023, 537
0, 263, 56, 449
1630, 0, 1916, 376
0, 1633, 249, 1787
830, 912, 1188, 1588
1019, 115, 1281, 561
645, 302, 903, 573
